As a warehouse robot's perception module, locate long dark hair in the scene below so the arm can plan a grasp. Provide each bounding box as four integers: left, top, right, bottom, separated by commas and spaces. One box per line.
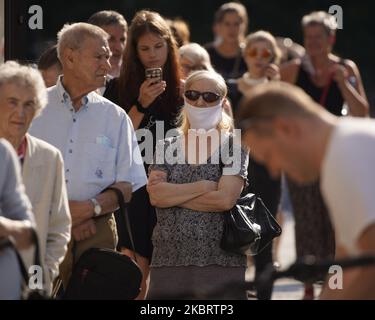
118, 10, 182, 118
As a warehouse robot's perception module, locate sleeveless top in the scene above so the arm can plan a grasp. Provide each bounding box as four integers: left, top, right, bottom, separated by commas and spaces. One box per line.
296, 65, 345, 116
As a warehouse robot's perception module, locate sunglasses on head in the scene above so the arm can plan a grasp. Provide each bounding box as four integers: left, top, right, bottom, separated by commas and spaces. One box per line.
184, 90, 221, 103
246, 47, 273, 59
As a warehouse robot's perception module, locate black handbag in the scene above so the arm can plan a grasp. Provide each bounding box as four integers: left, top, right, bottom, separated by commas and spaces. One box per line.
221, 191, 282, 256
63, 187, 142, 300
219, 138, 282, 256
220, 193, 261, 255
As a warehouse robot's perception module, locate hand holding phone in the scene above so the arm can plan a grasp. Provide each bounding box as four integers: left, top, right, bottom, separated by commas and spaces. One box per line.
138, 68, 166, 108
145, 68, 163, 84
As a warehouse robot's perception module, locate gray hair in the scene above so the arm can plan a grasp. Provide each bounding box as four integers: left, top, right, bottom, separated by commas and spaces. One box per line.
179, 43, 214, 72
57, 22, 109, 60
0, 60, 47, 116
301, 11, 337, 36
88, 10, 128, 31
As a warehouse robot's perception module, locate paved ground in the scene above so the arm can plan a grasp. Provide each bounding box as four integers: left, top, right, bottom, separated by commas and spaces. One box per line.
246, 210, 322, 300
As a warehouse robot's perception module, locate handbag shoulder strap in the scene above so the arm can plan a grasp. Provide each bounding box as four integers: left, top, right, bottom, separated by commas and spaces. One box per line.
101, 187, 137, 258
3, 228, 44, 290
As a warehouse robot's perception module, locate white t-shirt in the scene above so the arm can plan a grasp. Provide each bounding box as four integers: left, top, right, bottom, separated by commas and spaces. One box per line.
321, 117, 375, 254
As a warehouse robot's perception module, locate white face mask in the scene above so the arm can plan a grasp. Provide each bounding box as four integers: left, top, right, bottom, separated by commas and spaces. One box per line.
184, 100, 223, 130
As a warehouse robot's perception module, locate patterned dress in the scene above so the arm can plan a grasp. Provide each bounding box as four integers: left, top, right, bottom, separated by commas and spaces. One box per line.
286, 63, 340, 274
147, 135, 249, 299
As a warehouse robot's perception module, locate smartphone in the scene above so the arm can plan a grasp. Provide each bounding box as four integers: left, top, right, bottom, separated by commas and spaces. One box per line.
145, 67, 163, 84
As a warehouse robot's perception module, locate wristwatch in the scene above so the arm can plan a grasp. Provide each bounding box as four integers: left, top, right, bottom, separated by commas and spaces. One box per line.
134, 100, 148, 114
90, 198, 102, 217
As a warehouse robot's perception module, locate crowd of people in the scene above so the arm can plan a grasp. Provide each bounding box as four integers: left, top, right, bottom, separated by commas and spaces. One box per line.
0, 2, 374, 300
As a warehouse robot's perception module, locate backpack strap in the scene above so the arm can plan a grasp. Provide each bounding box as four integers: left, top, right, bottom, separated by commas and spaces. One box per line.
101, 187, 137, 260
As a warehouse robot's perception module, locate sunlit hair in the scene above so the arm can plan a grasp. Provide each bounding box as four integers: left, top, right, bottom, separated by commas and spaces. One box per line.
118, 10, 181, 118
166, 17, 190, 47
88, 10, 128, 31
179, 43, 214, 72
244, 30, 282, 65
179, 70, 233, 135
57, 22, 109, 61
0, 60, 47, 116
301, 11, 337, 36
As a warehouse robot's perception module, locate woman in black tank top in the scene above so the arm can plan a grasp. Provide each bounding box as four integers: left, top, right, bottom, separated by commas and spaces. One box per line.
296, 65, 344, 116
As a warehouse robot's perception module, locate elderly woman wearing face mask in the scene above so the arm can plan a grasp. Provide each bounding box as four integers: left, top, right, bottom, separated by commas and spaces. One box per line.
146, 70, 249, 300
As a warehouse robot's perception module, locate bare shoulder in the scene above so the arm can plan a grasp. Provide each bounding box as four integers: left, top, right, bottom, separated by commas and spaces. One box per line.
332, 55, 359, 74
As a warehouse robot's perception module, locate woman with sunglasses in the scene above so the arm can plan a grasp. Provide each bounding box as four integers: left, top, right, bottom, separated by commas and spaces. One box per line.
146, 70, 249, 299
178, 42, 234, 118
233, 31, 282, 110
103, 10, 182, 300
233, 30, 283, 300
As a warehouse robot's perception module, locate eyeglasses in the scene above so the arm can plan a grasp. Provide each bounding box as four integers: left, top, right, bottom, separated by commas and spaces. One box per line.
184, 90, 221, 103
246, 47, 273, 59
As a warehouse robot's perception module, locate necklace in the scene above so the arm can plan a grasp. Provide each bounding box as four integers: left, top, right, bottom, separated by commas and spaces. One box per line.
242, 72, 268, 86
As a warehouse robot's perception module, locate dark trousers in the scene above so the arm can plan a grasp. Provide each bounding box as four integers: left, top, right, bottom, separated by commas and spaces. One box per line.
247, 158, 281, 300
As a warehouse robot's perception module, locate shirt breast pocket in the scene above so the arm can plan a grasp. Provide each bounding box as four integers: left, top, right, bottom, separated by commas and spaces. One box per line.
83, 143, 117, 188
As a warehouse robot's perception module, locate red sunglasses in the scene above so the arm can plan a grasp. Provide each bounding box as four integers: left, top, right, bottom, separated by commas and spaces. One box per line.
246, 47, 273, 59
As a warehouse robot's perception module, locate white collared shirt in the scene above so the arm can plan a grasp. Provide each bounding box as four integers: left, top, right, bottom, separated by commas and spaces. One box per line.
29, 77, 147, 201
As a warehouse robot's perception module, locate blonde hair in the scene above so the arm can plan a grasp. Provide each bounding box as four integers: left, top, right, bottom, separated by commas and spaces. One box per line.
0, 60, 47, 116
57, 22, 109, 60
179, 43, 214, 72
166, 18, 190, 47
244, 30, 282, 65
301, 11, 337, 36
179, 70, 233, 135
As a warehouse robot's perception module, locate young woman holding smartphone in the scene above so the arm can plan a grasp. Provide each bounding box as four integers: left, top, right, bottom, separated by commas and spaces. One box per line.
104, 10, 182, 299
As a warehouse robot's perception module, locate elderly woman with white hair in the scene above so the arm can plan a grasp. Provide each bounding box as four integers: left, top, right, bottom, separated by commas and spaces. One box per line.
179, 42, 214, 78
0, 61, 71, 295
146, 70, 249, 299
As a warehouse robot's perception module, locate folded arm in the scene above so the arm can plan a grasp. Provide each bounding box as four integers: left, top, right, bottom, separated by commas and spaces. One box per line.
147, 170, 217, 208
179, 175, 245, 212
